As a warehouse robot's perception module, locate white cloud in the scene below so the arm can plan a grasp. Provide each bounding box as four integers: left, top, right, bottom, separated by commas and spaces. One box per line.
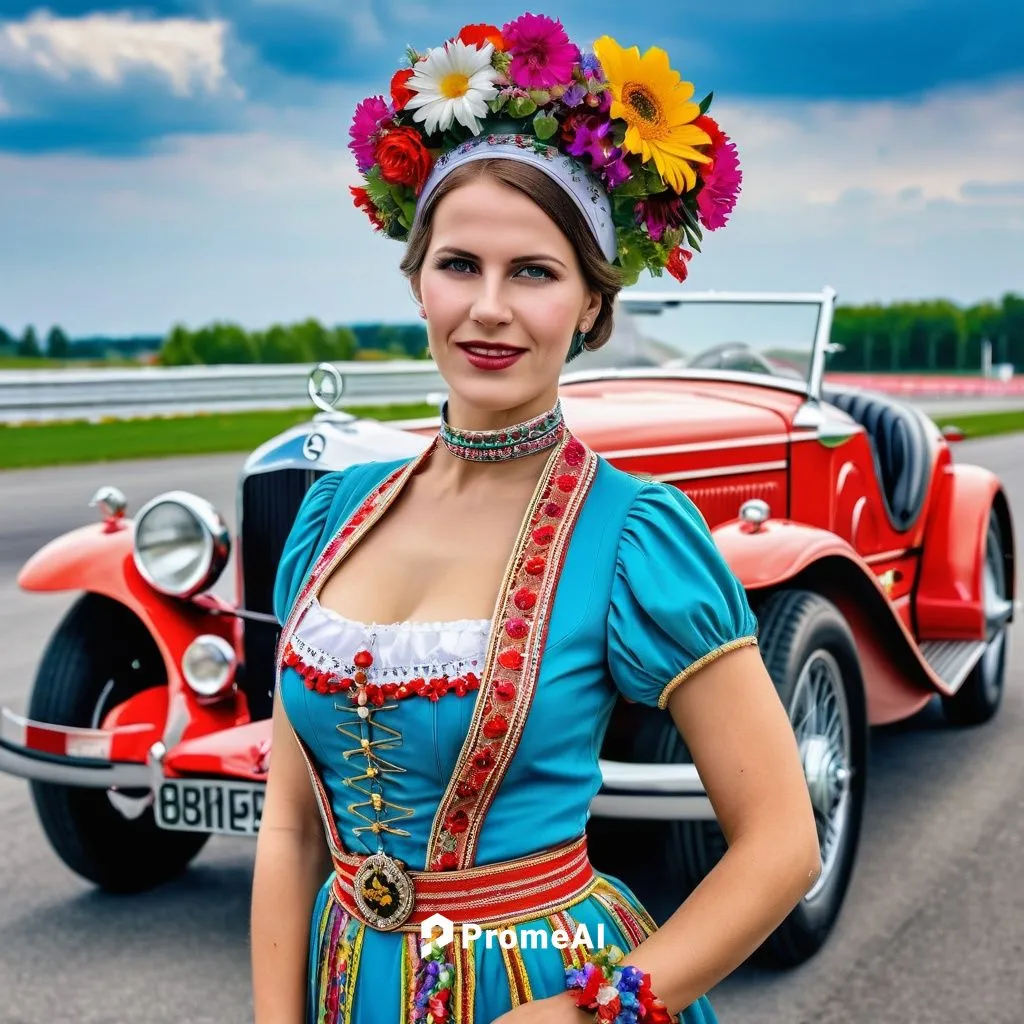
0, 10, 238, 98
715, 78, 1024, 210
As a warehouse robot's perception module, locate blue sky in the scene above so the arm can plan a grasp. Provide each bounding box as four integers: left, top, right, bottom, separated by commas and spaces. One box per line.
0, 1, 1022, 335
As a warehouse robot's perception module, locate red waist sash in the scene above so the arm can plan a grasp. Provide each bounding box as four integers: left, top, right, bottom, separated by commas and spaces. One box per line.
331, 835, 595, 932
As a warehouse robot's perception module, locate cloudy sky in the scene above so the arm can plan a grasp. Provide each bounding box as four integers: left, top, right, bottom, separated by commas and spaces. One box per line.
0, 1, 1021, 336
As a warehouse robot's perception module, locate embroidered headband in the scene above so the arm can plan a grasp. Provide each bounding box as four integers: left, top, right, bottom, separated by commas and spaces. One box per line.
348, 14, 742, 286
416, 134, 618, 263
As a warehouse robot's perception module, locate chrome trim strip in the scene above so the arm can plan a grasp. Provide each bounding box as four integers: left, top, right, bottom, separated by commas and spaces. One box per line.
590, 794, 716, 821
654, 460, 787, 483
599, 759, 704, 792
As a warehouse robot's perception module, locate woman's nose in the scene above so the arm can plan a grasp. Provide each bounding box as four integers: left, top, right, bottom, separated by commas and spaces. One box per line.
469, 275, 513, 327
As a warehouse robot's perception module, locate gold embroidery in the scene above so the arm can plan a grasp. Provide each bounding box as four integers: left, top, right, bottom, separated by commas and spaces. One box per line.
500, 942, 534, 1006
657, 635, 759, 710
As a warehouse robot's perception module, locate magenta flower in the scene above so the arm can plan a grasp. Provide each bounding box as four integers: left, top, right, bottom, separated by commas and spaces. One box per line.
502, 13, 579, 90
696, 119, 742, 230
348, 95, 392, 173
635, 192, 687, 242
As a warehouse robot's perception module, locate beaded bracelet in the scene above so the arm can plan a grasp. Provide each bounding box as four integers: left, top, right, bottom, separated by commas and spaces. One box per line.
565, 945, 673, 1023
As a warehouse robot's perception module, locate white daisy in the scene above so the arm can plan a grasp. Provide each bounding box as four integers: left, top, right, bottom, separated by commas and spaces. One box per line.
404, 39, 499, 137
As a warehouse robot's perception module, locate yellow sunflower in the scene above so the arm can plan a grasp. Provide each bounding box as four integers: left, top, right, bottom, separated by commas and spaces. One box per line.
593, 35, 711, 193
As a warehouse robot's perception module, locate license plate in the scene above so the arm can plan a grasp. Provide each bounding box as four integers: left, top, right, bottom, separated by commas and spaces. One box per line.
155, 779, 265, 836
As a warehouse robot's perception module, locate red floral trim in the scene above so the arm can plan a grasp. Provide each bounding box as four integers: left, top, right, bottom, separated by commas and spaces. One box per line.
282, 641, 481, 704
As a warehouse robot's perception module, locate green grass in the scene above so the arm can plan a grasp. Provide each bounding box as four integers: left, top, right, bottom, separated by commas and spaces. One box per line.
0, 403, 437, 470
2, 404, 1022, 472
930, 410, 1024, 439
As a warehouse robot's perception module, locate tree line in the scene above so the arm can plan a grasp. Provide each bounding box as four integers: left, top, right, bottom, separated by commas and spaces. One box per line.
2, 294, 1022, 371
829, 294, 1024, 373
0, 321, 430, 364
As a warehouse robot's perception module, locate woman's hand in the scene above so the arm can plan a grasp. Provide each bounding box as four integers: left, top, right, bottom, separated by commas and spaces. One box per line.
489, 992, 595, 1024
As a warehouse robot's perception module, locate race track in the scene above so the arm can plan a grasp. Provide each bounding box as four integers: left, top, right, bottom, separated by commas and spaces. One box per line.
1, 440, 1022, 1024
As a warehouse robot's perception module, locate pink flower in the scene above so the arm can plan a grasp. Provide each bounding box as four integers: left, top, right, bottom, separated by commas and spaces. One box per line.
695, 115, 742, 230
635, 192, 687, 242
348, 95, 392, 173
501, 13, 578, 90
564, 116, 630, 190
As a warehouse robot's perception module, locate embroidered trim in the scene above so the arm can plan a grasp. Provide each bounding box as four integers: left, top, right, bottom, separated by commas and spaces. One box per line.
284, 636, 482, 704
548, 910, 587, 971
455, 938, 475, 1024
426, 433, 598, 870
500, 942, 534, 1007
656, 635, 759, 710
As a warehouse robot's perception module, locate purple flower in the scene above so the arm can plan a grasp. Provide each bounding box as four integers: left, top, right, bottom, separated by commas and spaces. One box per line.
561, 83, 586, 107
502, 12, 579, 90
601, 150, 631, 190
635, 192, 688, 242
348, 95, 392, 173
580, 52, 603, 79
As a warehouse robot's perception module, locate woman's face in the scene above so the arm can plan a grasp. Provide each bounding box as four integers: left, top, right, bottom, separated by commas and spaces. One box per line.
416, 175, 601, 424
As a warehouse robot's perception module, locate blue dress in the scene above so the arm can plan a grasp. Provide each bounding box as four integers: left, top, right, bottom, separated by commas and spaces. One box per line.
274, 437, 758, 1024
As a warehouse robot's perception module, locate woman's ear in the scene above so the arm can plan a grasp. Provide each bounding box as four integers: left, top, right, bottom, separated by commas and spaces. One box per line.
582, 291, 602, 331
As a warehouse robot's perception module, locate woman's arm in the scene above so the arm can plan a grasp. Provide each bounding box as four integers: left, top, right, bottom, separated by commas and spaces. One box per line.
251, 688, 332, 1024
618, 642, 821, 1012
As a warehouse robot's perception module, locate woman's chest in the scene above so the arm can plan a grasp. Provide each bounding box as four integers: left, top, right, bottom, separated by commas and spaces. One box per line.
315, 485, 534, 624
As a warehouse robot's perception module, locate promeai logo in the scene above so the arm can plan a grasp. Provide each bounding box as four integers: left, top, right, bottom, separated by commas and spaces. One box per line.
420, 913, 604, 956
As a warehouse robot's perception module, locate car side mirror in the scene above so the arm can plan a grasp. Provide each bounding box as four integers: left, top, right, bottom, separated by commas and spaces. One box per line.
941, 424, 965, 443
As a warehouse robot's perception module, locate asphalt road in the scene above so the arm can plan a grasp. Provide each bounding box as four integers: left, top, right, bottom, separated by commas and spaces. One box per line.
1, 440, 1022, 1024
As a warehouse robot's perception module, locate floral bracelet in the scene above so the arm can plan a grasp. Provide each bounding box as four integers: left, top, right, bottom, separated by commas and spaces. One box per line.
565, 945, 673, 1023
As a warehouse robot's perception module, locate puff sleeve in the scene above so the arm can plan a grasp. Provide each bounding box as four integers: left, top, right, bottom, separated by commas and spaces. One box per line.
272, 471, 346, 625
607, 483, 759, 710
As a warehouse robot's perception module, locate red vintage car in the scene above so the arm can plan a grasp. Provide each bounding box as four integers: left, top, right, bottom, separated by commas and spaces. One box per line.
0, 288, 1015, 966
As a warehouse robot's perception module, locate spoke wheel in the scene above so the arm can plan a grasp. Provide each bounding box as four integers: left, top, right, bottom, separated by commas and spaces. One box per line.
942, 509, 1012, 727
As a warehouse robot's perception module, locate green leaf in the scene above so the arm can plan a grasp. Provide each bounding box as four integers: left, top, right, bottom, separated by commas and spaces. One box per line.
698, 91, 713, 115
533, 112, 558, 141
365, 167, 398, 213
488, 93, 510, 114
528, 89, 552, 107
507, 95, 538, 118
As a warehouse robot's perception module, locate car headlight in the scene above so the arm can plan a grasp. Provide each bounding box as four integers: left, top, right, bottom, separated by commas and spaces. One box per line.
132, 491, 230, 598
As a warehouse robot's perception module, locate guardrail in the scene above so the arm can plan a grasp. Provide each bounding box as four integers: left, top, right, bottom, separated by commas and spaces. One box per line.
0, 364, 1020, 425
0, 362, 447, 424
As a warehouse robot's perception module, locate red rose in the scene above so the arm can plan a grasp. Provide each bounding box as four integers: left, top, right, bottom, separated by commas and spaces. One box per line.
458, 23, 506, 50
374, 126, 432, 193
390, 68, 415, 111
666, 247, 693, 283
349, 186, 384, 231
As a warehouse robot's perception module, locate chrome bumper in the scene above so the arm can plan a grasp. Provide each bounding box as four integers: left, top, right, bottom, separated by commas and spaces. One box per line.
593, 758, 715, 820
0, 708, 151, 789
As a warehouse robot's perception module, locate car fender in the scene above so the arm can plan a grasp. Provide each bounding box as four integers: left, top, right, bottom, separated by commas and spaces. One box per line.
17, 521, 242, 739
916, 463, 1015, 640
712, 518, 946, 725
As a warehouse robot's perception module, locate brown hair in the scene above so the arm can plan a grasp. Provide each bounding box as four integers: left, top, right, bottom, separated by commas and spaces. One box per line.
400, 159, 622, 352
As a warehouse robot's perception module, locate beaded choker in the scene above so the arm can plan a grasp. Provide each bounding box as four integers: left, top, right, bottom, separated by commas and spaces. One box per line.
439, 400, 565, 462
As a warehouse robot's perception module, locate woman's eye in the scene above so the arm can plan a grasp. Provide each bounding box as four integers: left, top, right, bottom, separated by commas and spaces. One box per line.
444, 257, 475, 274
515, 265, 554, 280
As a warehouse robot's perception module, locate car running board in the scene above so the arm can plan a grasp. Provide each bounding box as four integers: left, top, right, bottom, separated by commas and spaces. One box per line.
918, 639, 987, 694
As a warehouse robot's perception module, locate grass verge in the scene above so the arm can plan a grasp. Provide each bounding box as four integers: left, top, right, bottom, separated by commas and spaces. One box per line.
2, 405, 1021, 472
930, 410, 1024, 440
0, 403, 437, 470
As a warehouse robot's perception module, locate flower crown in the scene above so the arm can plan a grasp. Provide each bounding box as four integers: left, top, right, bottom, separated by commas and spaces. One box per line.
348, 14, 741, 287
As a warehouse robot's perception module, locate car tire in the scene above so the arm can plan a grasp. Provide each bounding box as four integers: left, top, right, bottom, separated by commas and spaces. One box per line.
28, 593, 209, 892
941, 510, 1011, 727
641, 590, 868, 967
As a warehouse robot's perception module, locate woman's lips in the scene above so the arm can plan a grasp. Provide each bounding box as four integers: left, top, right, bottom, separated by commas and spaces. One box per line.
456, 343, 526, 372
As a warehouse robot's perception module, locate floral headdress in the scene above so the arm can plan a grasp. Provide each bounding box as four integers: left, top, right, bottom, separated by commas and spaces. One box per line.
349, 14, 741, 286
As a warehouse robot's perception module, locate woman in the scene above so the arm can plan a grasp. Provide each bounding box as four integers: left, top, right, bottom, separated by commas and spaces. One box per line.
251, 16, 819, 1024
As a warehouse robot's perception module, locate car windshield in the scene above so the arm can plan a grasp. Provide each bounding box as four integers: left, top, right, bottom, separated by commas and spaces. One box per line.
578, 293, 827, 392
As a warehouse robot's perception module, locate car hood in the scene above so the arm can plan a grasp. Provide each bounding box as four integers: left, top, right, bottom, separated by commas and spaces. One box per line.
558, 379, 797, 452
